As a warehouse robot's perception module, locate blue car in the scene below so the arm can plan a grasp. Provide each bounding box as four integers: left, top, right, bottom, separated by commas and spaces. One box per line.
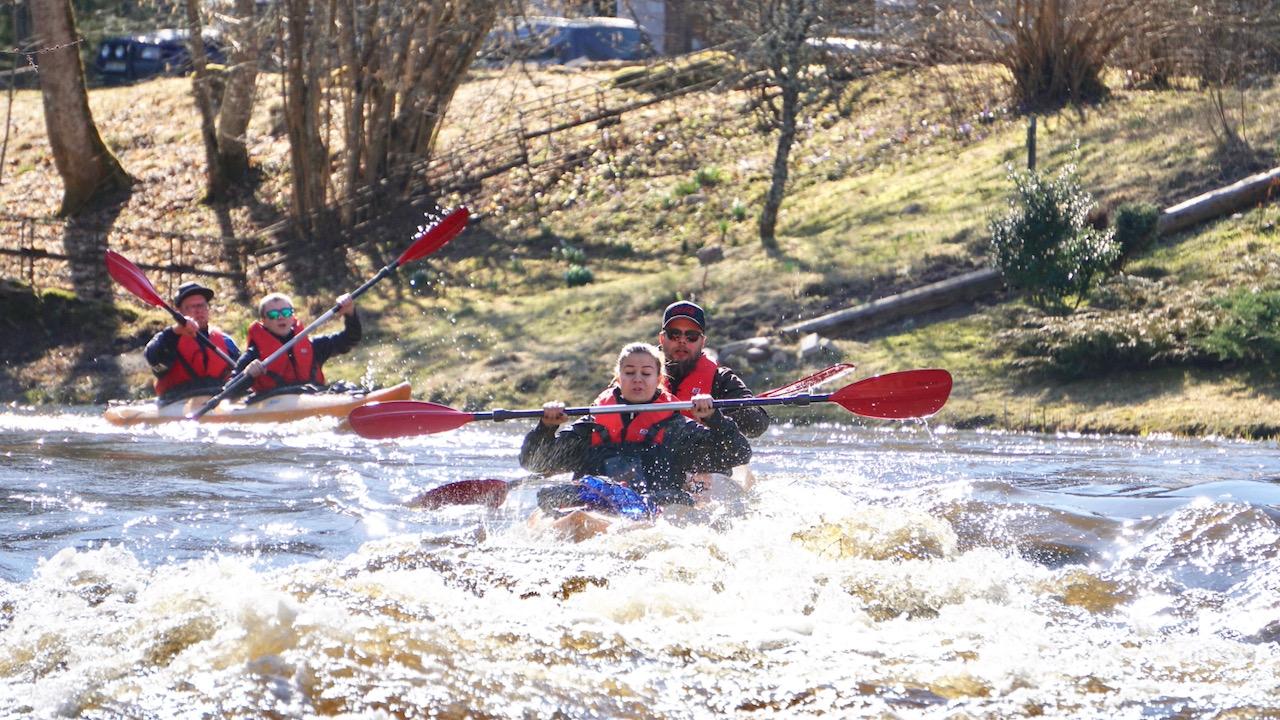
480, 16, 656, 66
94, 29, 226, 83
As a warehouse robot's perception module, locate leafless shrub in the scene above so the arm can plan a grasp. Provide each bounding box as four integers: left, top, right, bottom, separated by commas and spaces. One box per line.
890, 1, 1154, 111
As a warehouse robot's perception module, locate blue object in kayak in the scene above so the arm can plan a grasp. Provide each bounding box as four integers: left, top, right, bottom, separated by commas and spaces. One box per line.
577, 476, 656, 520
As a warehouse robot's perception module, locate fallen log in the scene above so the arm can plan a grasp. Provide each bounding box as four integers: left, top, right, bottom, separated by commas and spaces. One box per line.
1157, 166, 1280, 236
774, 165, 1280, 341
778, 268, 1004, 339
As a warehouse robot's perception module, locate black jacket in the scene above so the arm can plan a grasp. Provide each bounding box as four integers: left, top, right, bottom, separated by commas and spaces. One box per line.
666, 359, 770, 438
520, 395, 752, 504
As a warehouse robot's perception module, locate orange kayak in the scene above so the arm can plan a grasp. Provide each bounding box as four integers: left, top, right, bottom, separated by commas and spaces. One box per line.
103, 382, 413, 426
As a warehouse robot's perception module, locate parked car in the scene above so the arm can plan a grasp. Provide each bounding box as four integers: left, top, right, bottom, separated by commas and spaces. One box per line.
94, 29, 226, 83
479, 16, 656, 66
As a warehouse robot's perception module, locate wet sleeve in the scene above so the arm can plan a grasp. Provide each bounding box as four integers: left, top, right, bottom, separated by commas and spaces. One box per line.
671, 412, 752, 473
312, 311, 363, 366
232, 343, 259, 376
224, 337, 242, 362
519, 419, 590, 475
144, 329, 179, 377
714, 367, 770, 438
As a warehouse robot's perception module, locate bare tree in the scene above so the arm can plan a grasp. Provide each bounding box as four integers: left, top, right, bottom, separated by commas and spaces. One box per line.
894, 1, 1155, 111
1158, 0, 1280, 168
184, 0, 261, 201
711, 0, 864, 248
28, 0, 131, 215
278, 0, 502, 249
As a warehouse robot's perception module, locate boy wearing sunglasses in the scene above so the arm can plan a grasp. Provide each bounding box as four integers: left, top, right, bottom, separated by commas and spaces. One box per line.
236, 291, 362, 395
658, 300, 769, 441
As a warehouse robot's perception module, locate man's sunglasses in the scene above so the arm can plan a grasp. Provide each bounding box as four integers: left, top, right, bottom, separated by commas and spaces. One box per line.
664, 329, 703, 342
264, 307, 295, 320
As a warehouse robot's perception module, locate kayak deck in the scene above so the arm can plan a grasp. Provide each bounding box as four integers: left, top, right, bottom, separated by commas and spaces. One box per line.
528, 467, 754, 543
103, 382, 413, 426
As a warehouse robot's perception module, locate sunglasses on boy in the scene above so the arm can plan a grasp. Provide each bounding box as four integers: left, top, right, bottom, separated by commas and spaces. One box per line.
265, 307, 295, 320
663, 328, 703, 342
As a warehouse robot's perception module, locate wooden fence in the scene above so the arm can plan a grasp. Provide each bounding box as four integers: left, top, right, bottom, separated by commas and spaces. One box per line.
0, 213, 249, 304
2, 50, 746, 295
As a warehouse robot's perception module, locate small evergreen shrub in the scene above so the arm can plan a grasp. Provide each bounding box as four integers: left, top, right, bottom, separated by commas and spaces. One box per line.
1191, 288, 1280, 364
565, 265, 594, 287
989, 163, 1120, 312
1113, 202, 1160, 262
673, 179, 700, 197
694, 166, 724, 187
555, 244, 586, 264
1001, 277, 1217, 379
409, 269, 433, 295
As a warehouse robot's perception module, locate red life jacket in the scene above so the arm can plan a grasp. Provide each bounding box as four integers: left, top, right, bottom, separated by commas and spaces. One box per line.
589, 388, 677, 446
664, 353, 718, 420
154, 329, 235, 396
246, 320, 325, 392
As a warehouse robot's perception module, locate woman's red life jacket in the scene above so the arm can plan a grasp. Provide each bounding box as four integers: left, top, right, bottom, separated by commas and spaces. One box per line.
589, 387, 678, 446
154, 329, 235, 396
246, 320, 325, 392
664, 353, 718, 420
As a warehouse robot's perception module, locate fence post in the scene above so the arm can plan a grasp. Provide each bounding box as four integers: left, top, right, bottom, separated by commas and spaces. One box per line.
1026, 114, 1037, 172
516, 113, 541, 222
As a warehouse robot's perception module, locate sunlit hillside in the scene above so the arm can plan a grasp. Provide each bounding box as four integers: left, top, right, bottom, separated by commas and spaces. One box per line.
2, 62, 1279, 436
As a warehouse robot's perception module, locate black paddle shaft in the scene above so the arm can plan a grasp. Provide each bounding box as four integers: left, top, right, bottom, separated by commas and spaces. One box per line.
191, 260, 408, 419
478, 393, 831, 422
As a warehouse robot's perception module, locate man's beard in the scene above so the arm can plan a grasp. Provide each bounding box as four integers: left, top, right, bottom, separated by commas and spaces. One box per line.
667, 353, 699, 380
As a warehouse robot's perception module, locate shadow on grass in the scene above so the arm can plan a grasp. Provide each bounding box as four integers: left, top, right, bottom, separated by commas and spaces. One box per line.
57, 193, 133, 402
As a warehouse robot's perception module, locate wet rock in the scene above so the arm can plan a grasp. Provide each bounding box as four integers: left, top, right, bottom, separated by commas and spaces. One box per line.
798, 332, 834, 360
719, 336, 770, 360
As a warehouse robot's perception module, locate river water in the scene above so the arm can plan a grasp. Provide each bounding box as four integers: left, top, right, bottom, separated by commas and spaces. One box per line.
0, 408, 1277, 718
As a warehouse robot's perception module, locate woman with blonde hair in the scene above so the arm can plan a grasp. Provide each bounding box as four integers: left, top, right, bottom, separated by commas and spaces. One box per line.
519, 342, 751, 536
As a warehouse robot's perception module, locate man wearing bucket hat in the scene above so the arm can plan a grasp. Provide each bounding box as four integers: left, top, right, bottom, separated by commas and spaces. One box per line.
144, 281, 241, 405
658, 300, 769, 439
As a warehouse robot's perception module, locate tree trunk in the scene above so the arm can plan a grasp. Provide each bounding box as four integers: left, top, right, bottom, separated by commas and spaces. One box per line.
336, 0, 363, 228
29, 0, 131, 216
214, 0, 260, 189
283, 0, 328, 238
184, 0, 227, 201
759, 81, 799, 249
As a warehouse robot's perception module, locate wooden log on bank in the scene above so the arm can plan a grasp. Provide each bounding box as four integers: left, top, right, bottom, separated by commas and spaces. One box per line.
774, 164, 1280, 341
1157, 166, 1280, 236
778, 268, 1004, 339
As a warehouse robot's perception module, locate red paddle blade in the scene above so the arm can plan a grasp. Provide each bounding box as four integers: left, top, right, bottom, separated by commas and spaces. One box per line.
105, 250, 165, 308
831, 369, 953, 419
396, 206, 469, 266
347, 400, 477, 439
410, 479, 512, 509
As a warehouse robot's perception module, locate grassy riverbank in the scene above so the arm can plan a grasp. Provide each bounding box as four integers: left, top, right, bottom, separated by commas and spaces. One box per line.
2, 65, 1279, 438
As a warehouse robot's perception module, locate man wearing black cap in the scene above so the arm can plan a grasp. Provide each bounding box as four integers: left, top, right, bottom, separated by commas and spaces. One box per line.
144, 281, 241, 404
658, 300, 769, 439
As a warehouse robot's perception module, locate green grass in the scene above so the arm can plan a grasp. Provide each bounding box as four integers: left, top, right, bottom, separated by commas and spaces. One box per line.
8, 62, 1280, 436
372, 66, 1280, 437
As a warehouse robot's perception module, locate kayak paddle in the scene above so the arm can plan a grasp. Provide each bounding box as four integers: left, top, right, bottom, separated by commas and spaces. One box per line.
348, 368, 952, 440
757, 362, 856, 398
105, 250, 237, 367
190, 206, 470, 420
403, 363, 856, 510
